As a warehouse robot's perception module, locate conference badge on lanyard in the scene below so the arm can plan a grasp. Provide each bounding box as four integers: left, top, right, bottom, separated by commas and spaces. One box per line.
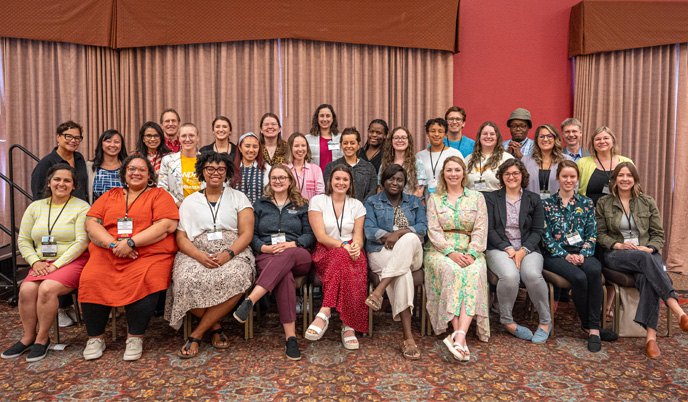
271, 233, 287, 245
41, 236, 58, 257
117, 218, 133, 240
474, 179, 487, 192
327, 140, 340, 151
428, 178, 437, 193
624, 233, 640, 246
602, 184, 610, 194
540, 190, 550, 200
207, 230, 222, 241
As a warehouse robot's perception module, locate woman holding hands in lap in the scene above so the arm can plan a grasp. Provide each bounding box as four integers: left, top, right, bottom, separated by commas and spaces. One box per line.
424, 156, 489, 361
2, 164, 90, 362
307, 165, 368, 349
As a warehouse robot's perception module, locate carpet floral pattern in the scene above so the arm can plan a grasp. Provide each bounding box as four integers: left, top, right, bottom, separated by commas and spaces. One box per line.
0, 296, 687, 401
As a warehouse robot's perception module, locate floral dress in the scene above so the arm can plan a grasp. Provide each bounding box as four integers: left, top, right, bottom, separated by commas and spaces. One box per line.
423, 189, 490, 341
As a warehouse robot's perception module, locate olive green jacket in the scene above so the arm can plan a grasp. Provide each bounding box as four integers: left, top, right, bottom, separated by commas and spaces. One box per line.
595, 194, 665, 252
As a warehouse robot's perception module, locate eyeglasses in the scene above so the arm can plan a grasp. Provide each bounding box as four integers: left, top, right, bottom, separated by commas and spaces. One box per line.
60, 133, 84, 143
392, 136, 408, 142
126, 166, 148, 173
262, 122, 279, 127
143, 134, 160, 140
446, 117, 463, 122
163, 119, 178, 124
204, 167, 227, 174
538, 134, 554, 140
503, 172, 522, 178
510, 124, 529, 131
270, 176, 289, 183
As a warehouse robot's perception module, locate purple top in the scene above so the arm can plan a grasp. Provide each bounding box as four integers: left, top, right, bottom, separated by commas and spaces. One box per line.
504, 191, 523, 249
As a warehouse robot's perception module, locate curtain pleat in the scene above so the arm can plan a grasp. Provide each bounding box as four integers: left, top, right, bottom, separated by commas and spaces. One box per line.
573, 44, 678, 257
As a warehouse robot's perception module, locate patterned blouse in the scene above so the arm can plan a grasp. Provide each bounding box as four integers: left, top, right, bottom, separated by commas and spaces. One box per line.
542, 190, 596, 257
92, 168, 124, 202
504, 191, 522, 249
237, 162, 266, 204
426, 189, 487, 260
262, 141, 288, 166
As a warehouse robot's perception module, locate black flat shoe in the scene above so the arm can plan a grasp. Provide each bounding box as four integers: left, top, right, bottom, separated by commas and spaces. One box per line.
588, 335, 601, 353
26, 340, 50, 362
285, 336, 301, 360
233, 298, 253, 323
599, 328, 619, 342
1, 340, 34, 359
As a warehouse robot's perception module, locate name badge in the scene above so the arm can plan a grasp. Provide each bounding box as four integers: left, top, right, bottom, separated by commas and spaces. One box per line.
540, 190, 550, 200
117, 218, 133, 236
566, 231, 583, 245
41, 235, 57, 257
624, 234, 640, 246
474, 179, 487, 192
427, 178, 437, 193
393, 225, 399, 231
207, 230, 223, 241
327, 140, 340, 151
602, 184, 610, 194
271, 232, 287, 245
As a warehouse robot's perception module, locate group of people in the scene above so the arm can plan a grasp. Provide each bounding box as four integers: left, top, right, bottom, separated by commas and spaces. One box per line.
3, 104, 687, 364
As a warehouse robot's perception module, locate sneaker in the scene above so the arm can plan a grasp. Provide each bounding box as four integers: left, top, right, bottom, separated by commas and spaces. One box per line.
83, 338, 106, 360
66, 307, 79, 324
285, 336, 301, 360
57, 308, 74, 327
233, 298, 253, 323
123, 337, 143, 361
26, 340, 51, 362
295, 296, 303, 315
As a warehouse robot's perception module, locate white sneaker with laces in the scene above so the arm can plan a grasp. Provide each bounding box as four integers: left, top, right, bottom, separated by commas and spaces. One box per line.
83, 338, 106, 360
123, 337, 143, 361
66, 307, 79, 323
57, 308, 74, 327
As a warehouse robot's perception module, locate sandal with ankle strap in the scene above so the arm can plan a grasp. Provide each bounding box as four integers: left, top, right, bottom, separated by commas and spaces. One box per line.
177, 337, 201, 359
402, 339, 420, 360
341, 325, 359, 350
365, 293, 383, 311
442, 330, 464, 361
305, 312, 330, 341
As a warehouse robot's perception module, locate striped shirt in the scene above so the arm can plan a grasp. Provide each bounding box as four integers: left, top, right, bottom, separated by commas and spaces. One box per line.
286, 162, 325, 201
17, 197, 91, 268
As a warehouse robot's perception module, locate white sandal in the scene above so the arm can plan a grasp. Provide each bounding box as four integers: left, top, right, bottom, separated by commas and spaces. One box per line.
443, 330, 469, 361
341, 325, 359, 350
305, 312, 330, 341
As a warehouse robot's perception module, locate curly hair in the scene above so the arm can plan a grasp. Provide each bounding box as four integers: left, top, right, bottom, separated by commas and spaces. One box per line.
309, 104, 339, 136
532, 124, 565, 166
467, 121, 507, 173
194, 151, 233, 183
41, 163, 79, 198
118, 154, 157, 188
380, 127, 418, 191
435, 156, 468, 195
263, 164, 307, 207
496, 158, 529, 189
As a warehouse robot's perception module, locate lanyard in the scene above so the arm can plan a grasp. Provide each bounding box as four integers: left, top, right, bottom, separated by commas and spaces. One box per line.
204, 189, 224, 231
293, 165, 305, 192
595, 155, 612, 182
332, 197, 346, 238
47, 197, 71, 236
125, 188, 148, 219
618, 197, 633, 230
539, 169, 549, 191
429, 147, 445, 180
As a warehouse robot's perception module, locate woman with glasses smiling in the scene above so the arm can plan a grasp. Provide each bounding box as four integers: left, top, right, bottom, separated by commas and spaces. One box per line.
166, 152, 255, 359
521, 124, 573, 200
135, 121, 172, 173
259, 113, 288, 166
233, 165, 315, 360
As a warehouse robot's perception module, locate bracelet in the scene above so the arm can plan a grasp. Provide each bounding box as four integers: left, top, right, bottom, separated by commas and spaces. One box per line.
341, 241, 349, 248
109, 242, 116, 250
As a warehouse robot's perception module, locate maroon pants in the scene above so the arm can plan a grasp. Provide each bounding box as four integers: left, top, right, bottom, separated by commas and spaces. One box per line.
255, 247, 312, 324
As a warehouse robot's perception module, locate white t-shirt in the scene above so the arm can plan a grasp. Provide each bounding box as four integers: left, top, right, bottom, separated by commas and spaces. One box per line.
309, 194, 366, 242
178, 187, 253, 240
415, 147, 464, 193
465, 152, 514, 192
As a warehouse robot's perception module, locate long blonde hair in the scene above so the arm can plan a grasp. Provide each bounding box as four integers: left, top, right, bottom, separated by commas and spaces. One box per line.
380, 126, 418, 190
263, 164, 307, 207
589, 126, 619, 157
467, 121, 506, 172
435, 156, 468, 195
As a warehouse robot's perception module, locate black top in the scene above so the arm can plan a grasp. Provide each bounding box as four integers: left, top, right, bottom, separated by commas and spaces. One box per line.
323, 157, 378, 203
31, 148, 89, 203
250, 197, 315, 253
587, 168, 610, 206
358, 144, 383, 173
538, 169, 550, 192
485, 188, 544, 253
199, 142, 237, 170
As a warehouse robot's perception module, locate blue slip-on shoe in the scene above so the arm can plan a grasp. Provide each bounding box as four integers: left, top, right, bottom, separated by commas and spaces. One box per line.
509, 324, 534, 341
532, 324, 552, 344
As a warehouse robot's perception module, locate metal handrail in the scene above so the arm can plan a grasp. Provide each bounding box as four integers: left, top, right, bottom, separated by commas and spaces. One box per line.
5, 144, 39, 305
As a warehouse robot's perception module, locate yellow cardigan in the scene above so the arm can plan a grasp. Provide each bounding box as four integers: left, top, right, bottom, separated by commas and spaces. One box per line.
576, 155, 634, 196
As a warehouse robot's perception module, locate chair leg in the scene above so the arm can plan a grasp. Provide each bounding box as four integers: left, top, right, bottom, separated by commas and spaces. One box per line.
421, 285, 427, 336
53, 315, 60, 344
308, 284, 314, 325
613, 284, 621, 334
302, 283, 309, 338
666, 304, 672, 337
183, 312, 191, 339
600, 285, 607, 330
111, 307, 117, 341
72, 293, 82, 325
368, 282, 373, 337
548, 282, 555, 336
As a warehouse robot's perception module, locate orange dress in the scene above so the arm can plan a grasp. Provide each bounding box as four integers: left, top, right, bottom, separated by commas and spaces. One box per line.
78, 187, 179, 306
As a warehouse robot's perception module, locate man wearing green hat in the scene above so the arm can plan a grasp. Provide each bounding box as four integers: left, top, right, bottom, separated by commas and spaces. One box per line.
503, 108, 534, 159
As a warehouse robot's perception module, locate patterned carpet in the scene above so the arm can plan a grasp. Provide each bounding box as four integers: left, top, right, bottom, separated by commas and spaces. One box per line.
1, 291, 687, 401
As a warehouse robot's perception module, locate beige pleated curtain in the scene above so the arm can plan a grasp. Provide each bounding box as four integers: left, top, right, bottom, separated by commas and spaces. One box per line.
0, 37, 452, 241
573, 43, 688, 272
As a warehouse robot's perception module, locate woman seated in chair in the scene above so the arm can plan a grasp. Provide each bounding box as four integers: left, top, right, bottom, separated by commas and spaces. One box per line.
166, 151, 255, 359
2, 164, 90, 362
596, 162, 688, 358
424, 156, 489, 361
541, 160, 618, 352
306, 164, 368, 349
233, 164, 315, 361
364, 164, 427, 360
485, 158, 552, 343
80, 155, 179, 361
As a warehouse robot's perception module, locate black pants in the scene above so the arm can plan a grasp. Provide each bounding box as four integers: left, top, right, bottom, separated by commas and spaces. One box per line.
544, 254, 603, 330
81, 292, 159, 337
603, 250, 676, 330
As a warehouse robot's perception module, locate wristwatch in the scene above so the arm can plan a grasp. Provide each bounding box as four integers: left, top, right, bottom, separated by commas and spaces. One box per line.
225, 248, 235, 259
127, 238, 136, 249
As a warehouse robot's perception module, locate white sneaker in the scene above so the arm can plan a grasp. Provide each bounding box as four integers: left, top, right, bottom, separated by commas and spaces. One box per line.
57, 308, 74, 327
66, 307, 79, 323
123, 337, 143, 361
296, 296, 303, 314
83, 338, 106, 360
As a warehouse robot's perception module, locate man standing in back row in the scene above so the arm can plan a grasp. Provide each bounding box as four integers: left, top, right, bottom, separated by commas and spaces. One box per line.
160, 108, 181, 153
560, 118, 590, 162
443, 106, 475, 157
503, 107, 534, 159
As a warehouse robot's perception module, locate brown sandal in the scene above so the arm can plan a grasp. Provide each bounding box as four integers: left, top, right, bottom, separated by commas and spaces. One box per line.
365, 293, 383, 311
402, 339, 420, 360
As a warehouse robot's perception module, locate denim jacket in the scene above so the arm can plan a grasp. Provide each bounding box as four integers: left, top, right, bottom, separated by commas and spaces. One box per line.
364, 191, 427, 253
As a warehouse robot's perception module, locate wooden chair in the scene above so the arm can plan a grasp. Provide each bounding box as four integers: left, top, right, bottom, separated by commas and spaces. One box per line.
366, 268, 428, 336
52, 292, 81, 344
